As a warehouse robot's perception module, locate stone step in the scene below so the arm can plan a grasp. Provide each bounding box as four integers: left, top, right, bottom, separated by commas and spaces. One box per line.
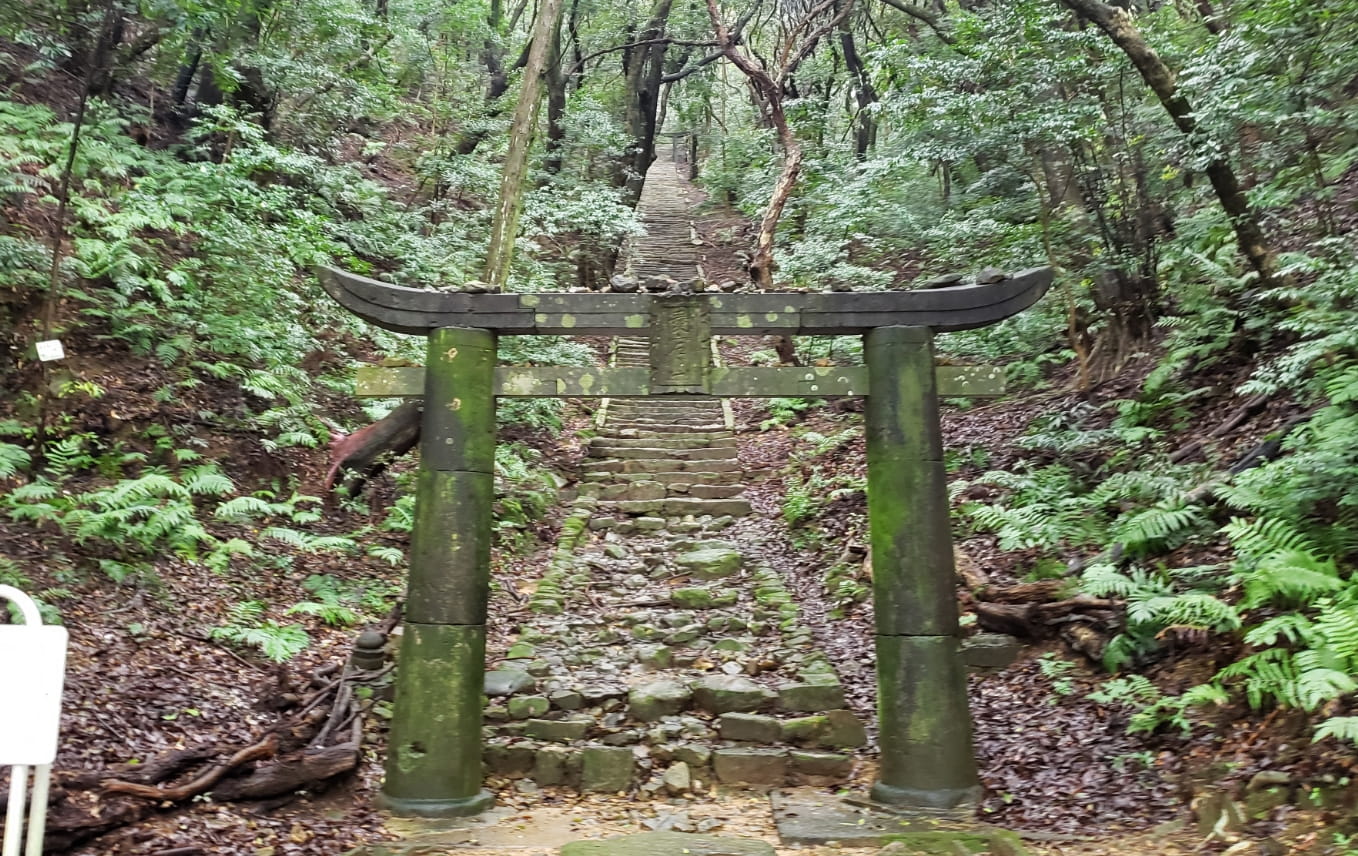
587, 458, 743, 474
607, 399, 721, 409
597, 429, 733, 441
610, 419, 726, 430
589, 446, 737, 461
589, 436, 736, 450
587, 481, 748, 501
585, 470, 746, 485
601, 497, 753, 516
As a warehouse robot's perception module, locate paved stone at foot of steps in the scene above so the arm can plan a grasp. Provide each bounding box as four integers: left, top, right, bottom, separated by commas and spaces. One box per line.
559, 831, 776, 856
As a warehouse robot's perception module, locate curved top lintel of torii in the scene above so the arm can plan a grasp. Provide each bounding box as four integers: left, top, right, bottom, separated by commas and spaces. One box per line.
314, 265, 1052, 337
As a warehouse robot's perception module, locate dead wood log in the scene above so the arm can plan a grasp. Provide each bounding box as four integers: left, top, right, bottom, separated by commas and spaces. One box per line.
1168, 394, 1270, 464
208, 743, 358, 801
974, 595, 1117, 638
102, 733, 279, 800
324, 400, 422, 495
64, 743, 223, 790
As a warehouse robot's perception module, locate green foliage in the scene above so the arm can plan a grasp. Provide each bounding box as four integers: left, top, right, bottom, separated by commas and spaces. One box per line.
211, 602, 311, 662
760, 398, 819, 431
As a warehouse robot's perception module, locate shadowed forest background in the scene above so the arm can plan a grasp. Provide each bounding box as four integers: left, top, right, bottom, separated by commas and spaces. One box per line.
5, 0, 1358, 852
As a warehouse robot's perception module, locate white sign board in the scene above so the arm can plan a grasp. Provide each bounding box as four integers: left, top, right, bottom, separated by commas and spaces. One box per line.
0, 588, 67, 766
34, 341, 65, 362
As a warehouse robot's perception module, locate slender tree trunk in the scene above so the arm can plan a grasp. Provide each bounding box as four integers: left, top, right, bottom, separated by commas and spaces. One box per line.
483, 0, 568, 288
614, 0, 675, 207
1057, 0, 1280, 287
837, 15, 876, 160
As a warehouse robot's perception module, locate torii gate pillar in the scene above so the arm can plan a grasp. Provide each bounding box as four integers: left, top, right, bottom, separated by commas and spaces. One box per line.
866, 326, 980, 807
382, 326, 496, 816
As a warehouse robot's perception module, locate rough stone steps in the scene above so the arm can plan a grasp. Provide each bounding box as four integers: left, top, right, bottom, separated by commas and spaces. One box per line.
588, 458, 743, 474
589, 436, 738, 450
591, 446, 737, 461
584, 470, 745, 486
463, 161, 856, 800
599, 497, 753, 517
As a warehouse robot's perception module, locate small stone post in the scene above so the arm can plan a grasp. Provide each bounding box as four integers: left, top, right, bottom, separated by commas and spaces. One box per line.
382, 326, 496, 817
864, 325, 981, 810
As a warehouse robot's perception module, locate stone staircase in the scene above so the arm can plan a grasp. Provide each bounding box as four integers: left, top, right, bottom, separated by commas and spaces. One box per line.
581, 337, 751, 529
472, 163, 864, 796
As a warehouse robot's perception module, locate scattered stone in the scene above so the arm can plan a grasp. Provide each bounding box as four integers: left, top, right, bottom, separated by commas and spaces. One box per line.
604, 542, 629, 559
484, 668, 536, 696
674, 744, 712, 768
975, 265, 1008, 283
675, 546, 743, 579
630, 680, 693, 722
525, 718, 591, 743
505, 641, 537, 659
671, 587, 717, 609
662, 761, 692, 795
638, 645, 674, 669
560, 831, 775, 856
663, 625, 704, 645
718, 712, 782, 743
588, 517, 619, 530
550, 690, 584, 710
634, 516, 668, 531
960, 633, 1022, 671
581, 746, 635, 792
508, 695, 550, 719
712, 638, 747, 652
777, 675, 846, 712
691, 674, 774, 714
581, 685, 626, 705
712, 748, 788, 785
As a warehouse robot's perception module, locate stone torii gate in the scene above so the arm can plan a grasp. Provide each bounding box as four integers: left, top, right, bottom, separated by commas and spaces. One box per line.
318, 266, 1051, 818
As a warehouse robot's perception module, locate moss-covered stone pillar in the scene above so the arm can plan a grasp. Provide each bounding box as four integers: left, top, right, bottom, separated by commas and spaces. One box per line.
383, 326, 496, 817
864, 325, 981, 810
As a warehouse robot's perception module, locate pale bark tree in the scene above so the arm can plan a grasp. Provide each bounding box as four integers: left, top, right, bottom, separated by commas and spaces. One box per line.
706, 0, 855, 288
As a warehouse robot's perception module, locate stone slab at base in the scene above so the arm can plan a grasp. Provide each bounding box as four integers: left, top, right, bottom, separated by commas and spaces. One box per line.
560, 831, 775, 856
378, 789, 494, 818
770, 788, 1030, 853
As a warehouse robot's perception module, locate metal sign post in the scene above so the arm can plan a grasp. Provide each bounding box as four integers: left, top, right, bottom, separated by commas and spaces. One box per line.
0, 585, 68, 856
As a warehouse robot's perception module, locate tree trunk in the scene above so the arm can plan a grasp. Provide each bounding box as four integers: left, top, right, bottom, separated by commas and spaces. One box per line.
837, 15, 877, 160
1057, 0, 1280, 288
614, 0, 676, 207
482, 0, 569, 288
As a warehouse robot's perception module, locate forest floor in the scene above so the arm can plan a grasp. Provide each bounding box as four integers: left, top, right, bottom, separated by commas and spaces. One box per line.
2, 163, 1351, 856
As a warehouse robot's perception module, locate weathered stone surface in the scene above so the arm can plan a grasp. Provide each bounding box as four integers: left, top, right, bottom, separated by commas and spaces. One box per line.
790, 750, 853, 778
484, 668, 536, 696
777, 675, 846, 712
960, 633, 1022, 670
550, 690, 584, 710
771, 788, 1031, 850
508, 695, 550, 719
688, 484, 745, 499
670, 587, 718, 609
675, 547, 743, 580
712, 748, 788, 785
484, 743, 535, 776
674, 744, 711, 768
662, 761, 692, 795
581, 746, 634, 793
692, 675, 774, 714
533, 745, 578, 786
560, 831, 775, 856
525, 718, 591, 743
634, 516, 668, 531
718, 712, 782, 743
638, 645, 674, 669
783, 710, 868, 749
629, 680, 693, 722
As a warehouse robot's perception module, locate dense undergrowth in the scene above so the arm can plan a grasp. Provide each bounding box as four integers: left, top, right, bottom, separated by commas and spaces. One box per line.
4, 0, 1358, 846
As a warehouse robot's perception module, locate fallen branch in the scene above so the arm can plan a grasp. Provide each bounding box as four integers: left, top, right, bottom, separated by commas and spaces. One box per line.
103, 733, 279, 800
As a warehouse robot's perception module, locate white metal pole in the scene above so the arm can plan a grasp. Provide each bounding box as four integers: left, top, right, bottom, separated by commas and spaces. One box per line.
24, 765, 50, 856
3, 764, 29, 856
